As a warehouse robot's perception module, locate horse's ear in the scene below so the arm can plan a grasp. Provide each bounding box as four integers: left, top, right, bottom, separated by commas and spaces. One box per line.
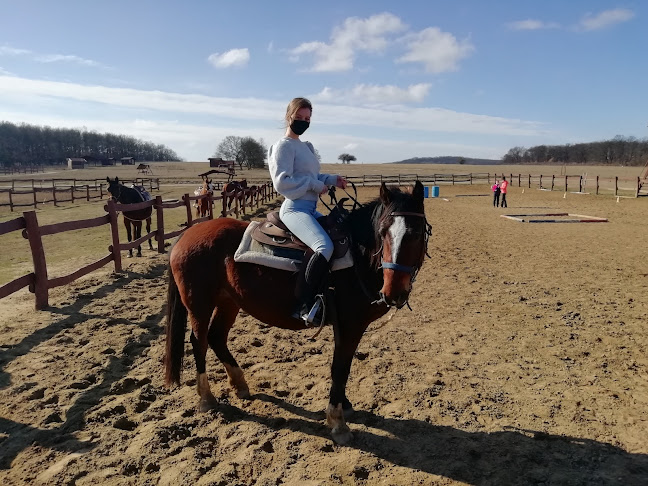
413, 180, 424, 202
106, 176, 110, 182
380, 182, 392, 206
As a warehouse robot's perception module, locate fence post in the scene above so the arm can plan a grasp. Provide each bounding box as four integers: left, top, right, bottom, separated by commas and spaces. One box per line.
596, 176, 599, 195
636, 177, 640, 198
540, 175, 543, 189
528, 174, 531, 188
579, 176, 583, 193
106, 199, 122, 272
9, 189, 14, 212
86, 185, 90, 201
32, 188, 37, 209
564, 176, 568, 192
615, 177, 618, 196
155, 195, 165, 253
71, 186, 74, 203
23, 211, 49, 310
551, 175, 555, 191
518, 174, 521, 187
184, 194, 193, 227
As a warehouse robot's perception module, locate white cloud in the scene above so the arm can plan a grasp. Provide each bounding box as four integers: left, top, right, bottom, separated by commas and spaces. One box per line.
312, 83, 431, 105
289, 12, 406, 72
0, 67, 14, 75
343, 143, 359, 151
35, 54, 104, 67
0, 75, 544, 137
578, 8, 635, 31
507, 19, 561, 31
207, 48, 250, 68
0, 45, 31, 56
397, 27, 474, 73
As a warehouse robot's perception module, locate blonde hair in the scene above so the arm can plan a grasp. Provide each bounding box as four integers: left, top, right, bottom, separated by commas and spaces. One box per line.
285, 97, 312, 127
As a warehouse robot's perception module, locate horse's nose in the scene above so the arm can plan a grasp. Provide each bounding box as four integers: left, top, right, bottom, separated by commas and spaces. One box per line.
380, 291, 408, 308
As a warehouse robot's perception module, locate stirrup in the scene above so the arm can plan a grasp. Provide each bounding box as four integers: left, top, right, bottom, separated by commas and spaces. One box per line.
300, 294, 325, 327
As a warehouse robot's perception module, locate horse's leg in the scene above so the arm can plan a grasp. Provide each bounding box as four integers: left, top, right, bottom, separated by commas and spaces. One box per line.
326, 322, 369, 444
146, 217, 153, 250
207, 299, 250, 399
136, 222, 143, 257
125, 219, 133, 258
188, 311, 220, 412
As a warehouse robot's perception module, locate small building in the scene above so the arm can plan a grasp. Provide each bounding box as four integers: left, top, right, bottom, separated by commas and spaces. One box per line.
67, 158, 86, 169
209, 157, 235, 169
120, 157, 135, 165
101, 158, 115, 166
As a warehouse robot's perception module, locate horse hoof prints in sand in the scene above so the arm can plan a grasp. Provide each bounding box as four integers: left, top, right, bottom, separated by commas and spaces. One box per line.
165, 181, 431, 444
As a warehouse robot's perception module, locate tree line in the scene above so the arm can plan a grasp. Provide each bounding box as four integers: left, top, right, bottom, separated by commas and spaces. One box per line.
502, 136, 648, 166
0, 121, 181, 167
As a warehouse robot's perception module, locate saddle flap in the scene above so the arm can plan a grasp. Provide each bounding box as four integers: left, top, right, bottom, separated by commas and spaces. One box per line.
252, 222, 308, 252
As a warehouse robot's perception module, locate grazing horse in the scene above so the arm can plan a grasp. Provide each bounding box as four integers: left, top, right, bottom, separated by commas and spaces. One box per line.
223, 179, 247, 210
106, 177, 154, 257
196, 178, 213, 218
165, 181, 430, 443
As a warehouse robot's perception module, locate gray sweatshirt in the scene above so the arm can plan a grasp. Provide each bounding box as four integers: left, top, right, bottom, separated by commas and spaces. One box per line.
268, 137, 336, 202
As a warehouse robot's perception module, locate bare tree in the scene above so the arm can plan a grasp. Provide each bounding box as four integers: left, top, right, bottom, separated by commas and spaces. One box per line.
337, 153, 357, 164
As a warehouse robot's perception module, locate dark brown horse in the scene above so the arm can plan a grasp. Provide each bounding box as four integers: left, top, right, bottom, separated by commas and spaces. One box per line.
165, 181, 430, 443
107, 177, 153, 257
223, 179, 247, 209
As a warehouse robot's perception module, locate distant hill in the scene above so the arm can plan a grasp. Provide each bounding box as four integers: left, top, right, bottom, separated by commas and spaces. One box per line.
390, 156, 501, 165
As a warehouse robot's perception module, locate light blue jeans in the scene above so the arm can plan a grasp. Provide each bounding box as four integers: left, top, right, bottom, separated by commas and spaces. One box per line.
279, 198, 333, 261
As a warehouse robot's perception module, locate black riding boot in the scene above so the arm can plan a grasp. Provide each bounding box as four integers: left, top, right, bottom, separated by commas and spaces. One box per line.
292, 251, 330, 326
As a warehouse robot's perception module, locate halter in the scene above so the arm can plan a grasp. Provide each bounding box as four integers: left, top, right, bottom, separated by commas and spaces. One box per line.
380, 211, 431, 277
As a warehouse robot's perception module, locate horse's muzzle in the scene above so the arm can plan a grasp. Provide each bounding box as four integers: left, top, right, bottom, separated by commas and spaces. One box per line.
379, 291, 409, 309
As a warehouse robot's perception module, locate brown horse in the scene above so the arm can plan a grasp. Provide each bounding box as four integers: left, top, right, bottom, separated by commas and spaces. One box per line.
165, 181, 430, 443
223, 179, 247, 209
107, 177, 154, 257
195, 178, 213, 218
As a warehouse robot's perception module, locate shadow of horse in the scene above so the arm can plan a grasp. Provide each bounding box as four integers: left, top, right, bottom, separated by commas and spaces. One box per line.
211, 393, 648, 485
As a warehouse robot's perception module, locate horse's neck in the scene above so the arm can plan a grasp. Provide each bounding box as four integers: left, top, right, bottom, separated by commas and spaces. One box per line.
118, 185, 139, 203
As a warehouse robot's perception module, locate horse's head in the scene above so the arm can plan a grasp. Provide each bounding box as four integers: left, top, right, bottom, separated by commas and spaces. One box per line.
106, 176, 121, 201
375, 180, 430, 308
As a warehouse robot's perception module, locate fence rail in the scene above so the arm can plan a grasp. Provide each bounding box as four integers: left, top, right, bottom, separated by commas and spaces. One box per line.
1, 182, 277, 310
0, 178, 161, 211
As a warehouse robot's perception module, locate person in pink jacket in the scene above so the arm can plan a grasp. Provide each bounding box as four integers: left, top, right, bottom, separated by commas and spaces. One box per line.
499, 176, 509, 208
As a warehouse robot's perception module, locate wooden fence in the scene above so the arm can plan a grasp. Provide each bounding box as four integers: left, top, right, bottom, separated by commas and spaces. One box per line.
347, 172, 644, 197
0, 178, 160, 211
0, 182, 277, 310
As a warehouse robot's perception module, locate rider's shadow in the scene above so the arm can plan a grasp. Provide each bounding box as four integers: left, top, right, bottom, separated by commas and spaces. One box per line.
228, 393, 648, 485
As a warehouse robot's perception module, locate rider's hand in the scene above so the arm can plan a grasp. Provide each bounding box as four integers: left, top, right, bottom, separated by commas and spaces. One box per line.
320, 185, 329, 195
336, 176, 348, 189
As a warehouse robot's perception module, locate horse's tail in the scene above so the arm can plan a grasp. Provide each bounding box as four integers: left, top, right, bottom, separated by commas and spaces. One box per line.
165, 268, 187, 386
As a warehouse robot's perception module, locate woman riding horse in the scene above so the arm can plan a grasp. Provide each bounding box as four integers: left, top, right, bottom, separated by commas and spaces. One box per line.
165, 180, 430, 443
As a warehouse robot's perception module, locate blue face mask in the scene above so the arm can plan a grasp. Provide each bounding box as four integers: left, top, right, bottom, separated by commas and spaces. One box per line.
290, 119, 310, 135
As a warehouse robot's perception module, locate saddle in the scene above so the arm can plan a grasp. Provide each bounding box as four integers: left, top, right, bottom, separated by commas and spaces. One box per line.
251, 208, 349, 260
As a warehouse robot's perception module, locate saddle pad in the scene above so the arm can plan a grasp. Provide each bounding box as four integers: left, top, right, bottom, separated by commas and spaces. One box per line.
234, 221, 353, 272
131, 185, 152, 202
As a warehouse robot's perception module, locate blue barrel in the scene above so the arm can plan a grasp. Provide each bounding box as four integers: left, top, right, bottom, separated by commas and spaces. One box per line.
424, 186, 429, 198
431, 186, 440, 197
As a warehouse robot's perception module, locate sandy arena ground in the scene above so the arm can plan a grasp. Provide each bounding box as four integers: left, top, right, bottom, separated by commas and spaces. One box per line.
1, 183, 647, 485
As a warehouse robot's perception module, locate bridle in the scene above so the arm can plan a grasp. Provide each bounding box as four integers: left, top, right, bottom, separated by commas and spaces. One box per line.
325, 183, 432, 309
380, 211, 431, 278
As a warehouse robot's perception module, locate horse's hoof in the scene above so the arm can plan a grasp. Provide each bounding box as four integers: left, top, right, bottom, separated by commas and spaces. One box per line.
331, 426, 353, 445
236, 387, 251, 399
198, 396, 219, 412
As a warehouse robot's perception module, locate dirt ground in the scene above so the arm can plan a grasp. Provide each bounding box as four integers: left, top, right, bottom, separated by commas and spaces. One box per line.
1, 183, 647, 485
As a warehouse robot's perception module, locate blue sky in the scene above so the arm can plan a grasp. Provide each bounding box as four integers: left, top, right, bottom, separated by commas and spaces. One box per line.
0, 1, 645, 163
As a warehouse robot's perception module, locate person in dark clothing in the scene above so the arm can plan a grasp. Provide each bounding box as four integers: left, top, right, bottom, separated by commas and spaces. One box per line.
492, 180, 501, 207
